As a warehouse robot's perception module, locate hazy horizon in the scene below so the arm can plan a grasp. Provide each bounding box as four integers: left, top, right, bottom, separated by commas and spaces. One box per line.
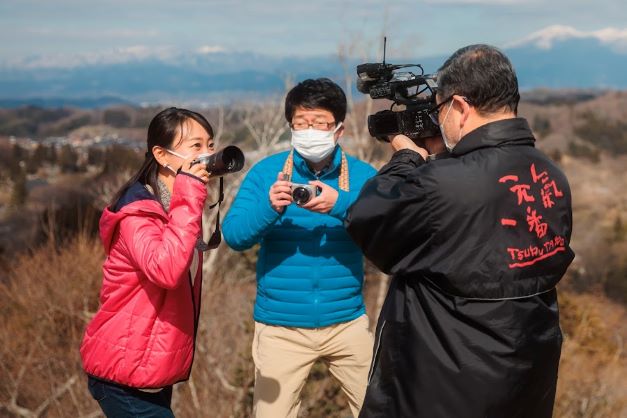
1, 0, 627, 67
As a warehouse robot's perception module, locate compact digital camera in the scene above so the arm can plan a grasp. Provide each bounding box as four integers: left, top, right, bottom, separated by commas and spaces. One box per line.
356, 39, 440, 143
291, 183, 320, 206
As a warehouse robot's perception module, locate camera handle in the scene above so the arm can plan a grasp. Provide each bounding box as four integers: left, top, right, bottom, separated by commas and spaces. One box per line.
196, 177, 224, 251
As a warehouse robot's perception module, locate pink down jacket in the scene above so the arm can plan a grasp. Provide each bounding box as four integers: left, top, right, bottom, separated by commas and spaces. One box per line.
80, 174, 207, 388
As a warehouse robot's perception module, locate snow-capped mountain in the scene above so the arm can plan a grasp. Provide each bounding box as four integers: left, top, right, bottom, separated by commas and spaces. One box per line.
506, 25, 627, 89
507, 25, 627, 52
1, 25, 626, 107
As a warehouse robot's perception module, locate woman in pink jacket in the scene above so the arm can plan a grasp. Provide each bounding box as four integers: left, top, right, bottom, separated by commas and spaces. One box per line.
80, 107, 216, 417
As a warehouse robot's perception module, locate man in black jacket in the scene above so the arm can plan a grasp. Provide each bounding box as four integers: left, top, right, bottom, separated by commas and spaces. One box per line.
345, 44, 574, 418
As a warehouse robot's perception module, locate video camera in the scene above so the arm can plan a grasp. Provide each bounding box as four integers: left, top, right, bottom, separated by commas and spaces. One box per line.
356, 39, 440, 143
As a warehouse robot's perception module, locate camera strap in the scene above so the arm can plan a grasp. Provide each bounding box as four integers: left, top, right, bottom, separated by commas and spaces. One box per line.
282, 149, 350, 192
196, 177, 223, 251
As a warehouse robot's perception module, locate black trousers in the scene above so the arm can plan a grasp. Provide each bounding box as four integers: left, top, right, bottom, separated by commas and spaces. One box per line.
87, 376, 174, 418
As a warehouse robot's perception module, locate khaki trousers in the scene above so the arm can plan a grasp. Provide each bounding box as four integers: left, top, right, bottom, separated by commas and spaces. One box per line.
252, 314, 374, 418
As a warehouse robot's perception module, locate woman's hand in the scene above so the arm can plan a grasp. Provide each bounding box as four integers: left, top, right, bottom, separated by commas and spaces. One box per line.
180, 157, 211, 184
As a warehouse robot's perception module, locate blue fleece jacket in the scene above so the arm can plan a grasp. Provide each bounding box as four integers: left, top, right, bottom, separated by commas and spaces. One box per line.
222, 146, 376, 328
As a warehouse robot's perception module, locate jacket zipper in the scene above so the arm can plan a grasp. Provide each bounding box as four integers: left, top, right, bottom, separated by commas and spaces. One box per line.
184, 256, 202, 381
368, 320, 386, 385
304, 165, 339, 328
314, 171, 322, 327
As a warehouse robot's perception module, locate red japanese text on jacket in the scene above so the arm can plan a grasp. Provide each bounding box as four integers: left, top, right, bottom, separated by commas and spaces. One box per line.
499, 163, 566, 269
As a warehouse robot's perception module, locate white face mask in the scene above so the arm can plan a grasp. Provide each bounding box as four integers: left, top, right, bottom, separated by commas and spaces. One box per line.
440, 100, 464, 153
291, 122, 342, 163
440, 100, 456, 152
161, 148, 190, 174
165, 149, 189, 159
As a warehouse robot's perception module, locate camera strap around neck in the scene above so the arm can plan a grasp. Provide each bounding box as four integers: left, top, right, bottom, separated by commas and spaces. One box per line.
282, 149, 350, 192
196, 177, 223, 252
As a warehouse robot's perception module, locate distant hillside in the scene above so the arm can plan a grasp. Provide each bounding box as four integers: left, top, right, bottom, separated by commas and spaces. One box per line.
0, 34, 626, 107
0, 97, 134, 109
0, 86, 625, 418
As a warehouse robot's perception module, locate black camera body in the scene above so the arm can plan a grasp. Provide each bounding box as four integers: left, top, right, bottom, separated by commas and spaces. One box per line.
191, 145, 245, 177
356, 61, 440, 142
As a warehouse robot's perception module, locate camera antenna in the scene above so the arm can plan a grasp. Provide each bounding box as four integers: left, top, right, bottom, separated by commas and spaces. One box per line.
382, 37, 387, 65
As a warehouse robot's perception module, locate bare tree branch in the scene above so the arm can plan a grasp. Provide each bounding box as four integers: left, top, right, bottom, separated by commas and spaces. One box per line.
78, 410, 104, 418
1, 374, 78, 418
213, 106, 226, 146
188, 375, 201, 411
33, 374, 78, 417
214, 367, 238, 393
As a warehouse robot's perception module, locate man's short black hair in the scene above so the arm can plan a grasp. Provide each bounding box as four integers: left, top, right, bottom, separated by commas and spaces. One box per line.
285, 78, 347, 123
437, 44, 520, 114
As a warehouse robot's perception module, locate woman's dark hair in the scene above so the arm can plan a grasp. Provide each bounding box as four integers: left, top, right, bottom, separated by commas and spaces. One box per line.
109, 107, 214, 210
285, 78, 347, 123
437, 44, 520, 114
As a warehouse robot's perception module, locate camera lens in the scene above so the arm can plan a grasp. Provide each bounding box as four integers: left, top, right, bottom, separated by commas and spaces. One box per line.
292, 186, 312, 206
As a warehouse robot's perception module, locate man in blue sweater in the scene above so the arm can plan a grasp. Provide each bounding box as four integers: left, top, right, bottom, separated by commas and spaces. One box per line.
222, 78, 376, 418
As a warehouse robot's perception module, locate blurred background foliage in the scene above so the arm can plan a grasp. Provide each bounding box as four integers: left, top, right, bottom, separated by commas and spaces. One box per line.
0, 90, 626, 417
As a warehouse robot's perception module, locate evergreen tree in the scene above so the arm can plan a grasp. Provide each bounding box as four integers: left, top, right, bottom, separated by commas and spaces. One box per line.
57, 144, 78, 173
613, 215, 624, 242
10, 168, 27, 207
27, 144, 49, 174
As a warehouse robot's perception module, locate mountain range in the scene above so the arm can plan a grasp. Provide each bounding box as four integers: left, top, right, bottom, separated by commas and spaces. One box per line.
1, 25, 626, 107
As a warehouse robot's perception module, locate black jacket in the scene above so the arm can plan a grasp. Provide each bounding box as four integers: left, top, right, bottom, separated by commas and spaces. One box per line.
346, 118, 574, 418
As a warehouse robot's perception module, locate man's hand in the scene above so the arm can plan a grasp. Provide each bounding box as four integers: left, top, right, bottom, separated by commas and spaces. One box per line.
269, 172, 292, 214
389, 134, 429, 160
423, 135, 446, 156
301, 180, 338, 214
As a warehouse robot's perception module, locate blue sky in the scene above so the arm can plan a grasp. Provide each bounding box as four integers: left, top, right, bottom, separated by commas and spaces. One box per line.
1, 0, 627, 66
